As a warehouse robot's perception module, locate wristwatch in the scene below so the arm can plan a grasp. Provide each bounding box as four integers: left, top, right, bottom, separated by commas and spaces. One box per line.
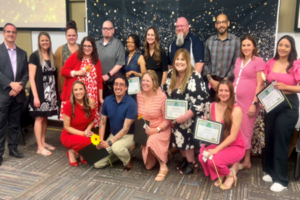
252, 101, 258, 106
157, 127, 161, 133
108, 140, 112, 146
107, 72, 112, 78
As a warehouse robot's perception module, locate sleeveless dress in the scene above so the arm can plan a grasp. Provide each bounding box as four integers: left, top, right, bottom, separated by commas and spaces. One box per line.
198, 102, 245, 180
122, 51, 141, 77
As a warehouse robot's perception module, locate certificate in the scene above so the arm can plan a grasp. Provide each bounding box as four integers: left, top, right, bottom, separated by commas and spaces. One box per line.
165, 99, 188, 120
128, 77, 140, 95
257, 82, 284, 113
194, 118, 223, 145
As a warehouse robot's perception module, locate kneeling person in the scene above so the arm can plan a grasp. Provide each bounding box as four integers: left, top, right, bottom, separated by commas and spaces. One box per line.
94, 76, 137, 170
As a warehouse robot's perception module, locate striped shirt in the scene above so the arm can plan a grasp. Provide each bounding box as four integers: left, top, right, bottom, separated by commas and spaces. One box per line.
203, 33, 240, 81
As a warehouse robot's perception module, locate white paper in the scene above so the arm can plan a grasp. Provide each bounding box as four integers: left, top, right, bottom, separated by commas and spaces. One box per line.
128, 77, 140, 95
165, 99, 188, 119
195, 119, 222, 144
258, 84, 284, 113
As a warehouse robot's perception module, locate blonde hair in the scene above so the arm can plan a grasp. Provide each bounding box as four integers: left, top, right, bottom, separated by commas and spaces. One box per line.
141, 70, 159, 93
37, 31, 55, 68
169, 49, 194, 94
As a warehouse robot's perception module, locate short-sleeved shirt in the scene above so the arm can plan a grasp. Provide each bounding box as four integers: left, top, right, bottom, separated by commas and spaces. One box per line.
102, 94, 137, 135
96, 37, 125, 75
168, 32, 204, 67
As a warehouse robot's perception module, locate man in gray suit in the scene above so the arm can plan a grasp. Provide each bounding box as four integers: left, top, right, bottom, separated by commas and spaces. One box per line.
0, 23, 29, 166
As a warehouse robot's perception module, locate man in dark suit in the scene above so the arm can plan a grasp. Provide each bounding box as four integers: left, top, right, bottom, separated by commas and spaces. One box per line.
0, 23, 29, 166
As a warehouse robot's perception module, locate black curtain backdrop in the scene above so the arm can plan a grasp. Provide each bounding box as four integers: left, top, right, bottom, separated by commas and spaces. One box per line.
87, 0, 279, 61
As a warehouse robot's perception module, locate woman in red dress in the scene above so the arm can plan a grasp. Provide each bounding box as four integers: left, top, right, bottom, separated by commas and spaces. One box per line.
60, 36, 103, 127
61, 81, 96, 167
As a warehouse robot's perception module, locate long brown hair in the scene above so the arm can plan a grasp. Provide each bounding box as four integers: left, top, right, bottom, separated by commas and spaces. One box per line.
70, 81, 91, 119
239, 34, 259, 59
169, 49, 194, 94
77, 36, 99, 65
215, 80, 235, 139
143, 27, 161, 64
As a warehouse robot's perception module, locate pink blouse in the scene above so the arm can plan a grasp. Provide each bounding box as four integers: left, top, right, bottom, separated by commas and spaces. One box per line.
264, 58, 300, 86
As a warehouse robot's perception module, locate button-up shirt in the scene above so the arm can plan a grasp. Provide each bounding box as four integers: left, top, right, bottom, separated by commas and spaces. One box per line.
5, 43, 17, 81
204, 33, 240, 81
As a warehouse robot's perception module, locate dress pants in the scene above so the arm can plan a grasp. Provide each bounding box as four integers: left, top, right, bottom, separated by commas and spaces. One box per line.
0, 98, 23, 157
94, 133, 135, 168
263, 94, 299, 186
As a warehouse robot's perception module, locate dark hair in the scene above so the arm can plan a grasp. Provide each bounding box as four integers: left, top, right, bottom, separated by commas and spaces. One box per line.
77, 36, 99, 65
143, 27, 161, 64
70, 81, 91, 119
215, 80, 235, 140
240, 34, 259, 59
66, 20, 77, 34
3, 23, 17, 32
114, 75, 129, 87
274, 35, 297, 73
128, 33, 140, 49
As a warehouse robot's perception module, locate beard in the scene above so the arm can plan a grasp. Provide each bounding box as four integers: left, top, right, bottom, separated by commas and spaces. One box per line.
217, 27, 228, 35
176, 33, 185, 47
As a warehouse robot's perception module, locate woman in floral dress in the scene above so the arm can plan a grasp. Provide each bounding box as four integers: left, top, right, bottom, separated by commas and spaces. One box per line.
60, 37, 103, 127
162, 49, 210, 174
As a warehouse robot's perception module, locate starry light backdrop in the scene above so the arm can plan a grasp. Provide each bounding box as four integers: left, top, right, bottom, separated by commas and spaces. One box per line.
87, 0, 279, 61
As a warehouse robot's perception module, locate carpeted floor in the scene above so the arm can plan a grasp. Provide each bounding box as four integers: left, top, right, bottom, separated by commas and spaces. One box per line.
0, 125, 299, 200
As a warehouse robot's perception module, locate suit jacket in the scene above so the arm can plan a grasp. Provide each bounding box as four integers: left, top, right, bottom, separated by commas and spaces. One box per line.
0, 42, 29, 103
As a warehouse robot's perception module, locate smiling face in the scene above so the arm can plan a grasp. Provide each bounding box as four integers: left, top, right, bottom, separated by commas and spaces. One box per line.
218, 84, 230, 102
3, 25, 17, 44
141, 73, 154, 92
127, 36, 136, 52
241, 39, 255, 58
83, 40, 93, 57
39, 35, 50, 51
66, 29, 78, 45
277, 38, 291, 58
174, 53, 187, 73
146, 29, 155, 45
113, 78, 128, 98
73, 83, 85, 101
215, 14, 230, 35
175, 17, 189, 37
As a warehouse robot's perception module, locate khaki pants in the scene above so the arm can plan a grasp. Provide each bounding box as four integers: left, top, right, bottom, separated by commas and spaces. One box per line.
94, 134, 135, 169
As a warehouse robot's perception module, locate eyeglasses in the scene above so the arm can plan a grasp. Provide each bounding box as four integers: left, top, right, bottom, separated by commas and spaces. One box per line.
216, 20, 228, 25
5, 30, 17, 35
83, 45, 93, 49
175, 25, 186, 28
114, 82, 125, 87
102, 27, 113, 31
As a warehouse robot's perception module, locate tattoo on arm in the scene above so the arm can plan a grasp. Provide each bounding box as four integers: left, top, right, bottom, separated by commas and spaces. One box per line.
112, 119, 134, 142
207, 74, 212, 81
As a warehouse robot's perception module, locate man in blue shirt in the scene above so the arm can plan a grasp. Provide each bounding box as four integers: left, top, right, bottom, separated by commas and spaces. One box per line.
95, 75, 137, 170
168, 17, 205, 73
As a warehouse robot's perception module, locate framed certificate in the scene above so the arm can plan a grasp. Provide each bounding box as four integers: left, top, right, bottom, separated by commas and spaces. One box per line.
128, 77, 140, 95
257, 82, 284, 113
194, 118, 223, 145
165, 99, 188, 120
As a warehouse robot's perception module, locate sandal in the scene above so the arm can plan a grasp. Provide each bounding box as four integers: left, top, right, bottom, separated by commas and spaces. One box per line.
176, 157, 187, 170
155, 170, 169, 181
220, 169, 237, 190
37, 148, 52, 156
214, 176, 225, 187
44, 143, 55, 151
180, 162, 198, 174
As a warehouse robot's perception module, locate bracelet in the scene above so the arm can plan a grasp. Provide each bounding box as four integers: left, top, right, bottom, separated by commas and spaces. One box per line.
71, 70, 75, 77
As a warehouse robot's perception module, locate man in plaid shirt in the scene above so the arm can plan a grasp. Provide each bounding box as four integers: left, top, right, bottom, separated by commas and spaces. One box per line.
204, 13, 240, 101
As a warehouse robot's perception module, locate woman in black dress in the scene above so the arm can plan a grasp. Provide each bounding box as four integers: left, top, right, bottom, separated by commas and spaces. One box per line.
162, 48, 210, 174
29, 32, 58, 156
144, 27, 168, 85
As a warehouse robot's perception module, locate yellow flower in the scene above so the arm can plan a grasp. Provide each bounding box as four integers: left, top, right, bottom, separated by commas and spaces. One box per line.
85, 65, 91, 72
91, 134, 100, 145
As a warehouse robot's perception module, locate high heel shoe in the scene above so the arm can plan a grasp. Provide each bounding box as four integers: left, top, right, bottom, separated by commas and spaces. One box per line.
180, 162, 198, 174
176, 157, 188, 170
67, 151, 78, 167
80, 159, 88, 164
220, 169, 237, 190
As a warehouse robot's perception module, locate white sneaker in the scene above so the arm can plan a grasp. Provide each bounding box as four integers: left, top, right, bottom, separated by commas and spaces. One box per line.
270, 183, 287, 192
262, 174, 273, 182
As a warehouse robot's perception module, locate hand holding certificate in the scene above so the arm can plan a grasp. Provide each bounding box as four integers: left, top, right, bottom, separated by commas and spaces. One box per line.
165, 99, 188, 120
194, 117, 223, 145
128, 77, 140, 95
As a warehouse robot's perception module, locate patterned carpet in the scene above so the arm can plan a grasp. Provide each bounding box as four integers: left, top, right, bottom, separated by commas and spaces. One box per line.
0, 125, 299, 200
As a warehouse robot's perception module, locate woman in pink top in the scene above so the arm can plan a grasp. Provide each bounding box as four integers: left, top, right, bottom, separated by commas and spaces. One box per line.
137, 70, 171, 181
262, 35, 300, 192
233, 35, 265, 170
199, 80, 245, 190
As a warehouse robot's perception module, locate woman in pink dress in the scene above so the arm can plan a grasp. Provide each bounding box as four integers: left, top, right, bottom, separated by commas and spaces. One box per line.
232, 35, 265, 169
199, 80, 245, 190
137, 70, 171, 181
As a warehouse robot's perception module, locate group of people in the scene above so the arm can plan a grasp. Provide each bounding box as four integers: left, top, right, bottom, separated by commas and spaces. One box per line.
0, 12, 299, 193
